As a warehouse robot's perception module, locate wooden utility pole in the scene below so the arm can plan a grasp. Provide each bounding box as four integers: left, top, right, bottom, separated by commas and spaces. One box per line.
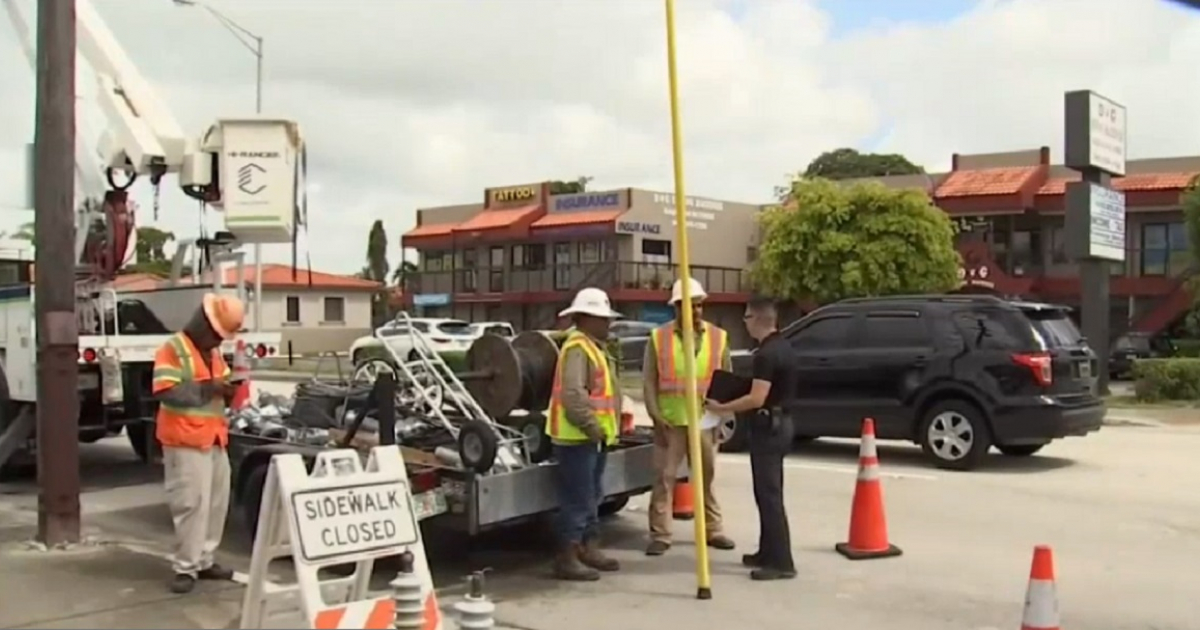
34, 0, 81, 546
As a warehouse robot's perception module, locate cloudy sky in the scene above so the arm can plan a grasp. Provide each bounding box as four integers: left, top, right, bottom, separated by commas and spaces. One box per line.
1, 0, 1199, 275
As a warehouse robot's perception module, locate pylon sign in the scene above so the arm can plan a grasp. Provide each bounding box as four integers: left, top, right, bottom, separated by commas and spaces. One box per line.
239, 447, 438, 630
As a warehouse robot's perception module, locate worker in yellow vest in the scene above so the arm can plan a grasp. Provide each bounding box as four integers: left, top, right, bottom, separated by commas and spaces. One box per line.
546, 287, 624, 581
643, 277, 735, 556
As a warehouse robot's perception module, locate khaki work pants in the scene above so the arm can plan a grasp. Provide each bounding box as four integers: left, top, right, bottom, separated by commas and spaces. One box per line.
163, 445, 231, 576
648, 424, 722, 543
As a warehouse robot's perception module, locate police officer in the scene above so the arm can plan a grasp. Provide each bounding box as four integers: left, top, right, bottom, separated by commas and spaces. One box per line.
705, 296, 796, 580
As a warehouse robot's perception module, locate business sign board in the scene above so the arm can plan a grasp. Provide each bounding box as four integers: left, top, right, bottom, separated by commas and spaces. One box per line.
552, 191, 624, 211
1064, 90, 1127, 177
1066, 181, 1126, 262
412, 293, 450, 307
616, 221, 662, 235
487, 184, 540, 206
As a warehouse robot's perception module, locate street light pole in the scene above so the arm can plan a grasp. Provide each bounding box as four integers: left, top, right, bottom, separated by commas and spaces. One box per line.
173, 0, 264, 331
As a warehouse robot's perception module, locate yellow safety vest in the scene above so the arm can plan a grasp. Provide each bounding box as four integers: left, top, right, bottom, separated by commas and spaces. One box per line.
547, 331, 619, 445
652, 321, 728, 427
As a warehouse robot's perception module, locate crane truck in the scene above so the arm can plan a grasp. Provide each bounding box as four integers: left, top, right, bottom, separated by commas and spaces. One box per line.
0, 0, 303, 470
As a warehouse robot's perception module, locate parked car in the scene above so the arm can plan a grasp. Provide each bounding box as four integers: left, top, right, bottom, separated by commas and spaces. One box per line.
609, 320, 658, 370
724, 294, 1106, 470
349, 318, 475, 366
469, 321, 516, 339
1108, 333, 1157, 380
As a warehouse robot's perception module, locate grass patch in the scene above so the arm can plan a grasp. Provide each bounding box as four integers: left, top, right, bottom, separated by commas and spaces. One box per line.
1105, 394, 1198, 409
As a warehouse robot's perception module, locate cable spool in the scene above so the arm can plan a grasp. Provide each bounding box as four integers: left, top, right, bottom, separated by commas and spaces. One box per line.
462, 332, 559, 418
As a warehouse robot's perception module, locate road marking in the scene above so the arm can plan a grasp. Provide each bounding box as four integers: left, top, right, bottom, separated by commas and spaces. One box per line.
717, 455, 939, 481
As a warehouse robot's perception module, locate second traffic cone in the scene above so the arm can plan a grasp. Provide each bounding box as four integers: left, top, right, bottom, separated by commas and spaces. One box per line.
229, 339, 251, 410
1020, 545, 1061, 630
835, 418, 902, 560
672, 478, 694, 520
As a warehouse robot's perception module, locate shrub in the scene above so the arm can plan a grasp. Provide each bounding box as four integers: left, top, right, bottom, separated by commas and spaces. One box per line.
1132, 358, 1200, 402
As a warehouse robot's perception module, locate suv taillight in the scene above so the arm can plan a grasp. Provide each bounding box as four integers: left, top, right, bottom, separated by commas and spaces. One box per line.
1012, 352, 1053, 386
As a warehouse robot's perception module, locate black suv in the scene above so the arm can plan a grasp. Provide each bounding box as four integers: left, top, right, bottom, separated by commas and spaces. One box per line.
724, 295, 1105, 470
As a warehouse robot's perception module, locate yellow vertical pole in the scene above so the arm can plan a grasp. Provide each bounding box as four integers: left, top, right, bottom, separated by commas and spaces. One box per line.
663, 0, 712, 600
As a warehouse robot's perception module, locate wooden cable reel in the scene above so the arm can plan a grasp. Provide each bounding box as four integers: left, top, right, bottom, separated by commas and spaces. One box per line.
461, 331, 560, 418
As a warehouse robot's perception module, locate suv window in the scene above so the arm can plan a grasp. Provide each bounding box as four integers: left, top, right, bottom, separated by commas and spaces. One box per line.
1021, 309, 1083, 349
952, 309, 1034, 350
436, 321, 473, 336
789, 315, 854, 350
480, 324, 513, 336
861, 311, 930, 347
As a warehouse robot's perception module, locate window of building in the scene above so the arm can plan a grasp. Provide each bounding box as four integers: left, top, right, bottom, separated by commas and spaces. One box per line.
322, 296, 345, 323
553, 242, 571, 290
1048, 226, 1068, 264
1009, 230, 1039, 275
860, 312, 930, 348
489, 246, 504, 268
746, 246, 758, 263
642, 239, 671, 264
1141, 222, 1188, 276
526, 243, 547, 268
461, 248, 477, 291
285, 296, 301, 323
579, 241, 601, 264
488, 246, 505, 292
424, 250, 449, 271
602, 240, 617, 261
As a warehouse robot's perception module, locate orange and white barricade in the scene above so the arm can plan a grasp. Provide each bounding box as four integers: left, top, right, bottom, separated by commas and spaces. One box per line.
239, 447, 443, 630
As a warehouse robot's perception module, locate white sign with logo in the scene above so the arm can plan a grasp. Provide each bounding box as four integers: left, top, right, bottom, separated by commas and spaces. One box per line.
653, 193, 723, 230
1086, 93, 1126, 177
957, 265, 994, 288
1087, 185, 1126, 262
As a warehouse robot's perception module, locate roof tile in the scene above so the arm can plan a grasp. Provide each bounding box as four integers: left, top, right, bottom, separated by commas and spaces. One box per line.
403, 223, 457, 238
531, 209, 625, 228
935, 167, 1039, 198
1037, 171, 1197, 195
453, 205, 539, 232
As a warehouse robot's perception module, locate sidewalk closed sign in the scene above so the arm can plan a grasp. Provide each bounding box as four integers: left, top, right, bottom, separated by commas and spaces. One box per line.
291, 481, 419, 563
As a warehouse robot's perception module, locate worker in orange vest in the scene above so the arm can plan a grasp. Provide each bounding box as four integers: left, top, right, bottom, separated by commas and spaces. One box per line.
152, 293, 245, 594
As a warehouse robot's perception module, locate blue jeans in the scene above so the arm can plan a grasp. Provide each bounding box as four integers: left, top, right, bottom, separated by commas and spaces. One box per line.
553, 442, 607, 546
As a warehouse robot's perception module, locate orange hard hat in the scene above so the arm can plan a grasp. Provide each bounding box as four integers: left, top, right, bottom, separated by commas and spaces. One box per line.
202, 293, 245, 340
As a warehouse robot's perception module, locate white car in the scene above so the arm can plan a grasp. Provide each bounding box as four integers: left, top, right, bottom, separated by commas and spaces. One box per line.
469, 321, 515, 338
349, 317, 475, 365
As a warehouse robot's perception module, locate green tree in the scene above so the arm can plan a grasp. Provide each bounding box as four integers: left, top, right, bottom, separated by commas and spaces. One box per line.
549, 176, 593, 194
126, 226, 176, 276
9, 221, 33, 241
752, 177, 960, 304
365, 220, 389, 283
391, 259, 417, 286
802, 148, 925, 182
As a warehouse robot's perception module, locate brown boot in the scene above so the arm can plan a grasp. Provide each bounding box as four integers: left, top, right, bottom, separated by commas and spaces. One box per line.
553, 545, 600, 581
579, 538, 620, 572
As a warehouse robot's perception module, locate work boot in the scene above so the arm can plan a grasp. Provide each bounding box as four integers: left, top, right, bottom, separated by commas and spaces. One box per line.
553, 545, 600, 582
197, 564, 234, 581
707, 534, 736, 550
169, 573, 196, 594
742, 552, 764, 568
645, 540, 671, 556
750, 567, 797, 581
579, 539, 620, 572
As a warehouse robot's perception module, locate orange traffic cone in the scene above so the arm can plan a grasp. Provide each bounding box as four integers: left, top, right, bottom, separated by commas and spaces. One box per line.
672, 478, 694, 521
1020, 545, 1061, 630
620, 411, 635, 435
229, 339, 251, 410
835, 418, 902, 560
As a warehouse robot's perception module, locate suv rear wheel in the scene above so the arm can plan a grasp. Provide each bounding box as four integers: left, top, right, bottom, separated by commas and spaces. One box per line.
918, 399, 992, 471
996, 444, 1045, 457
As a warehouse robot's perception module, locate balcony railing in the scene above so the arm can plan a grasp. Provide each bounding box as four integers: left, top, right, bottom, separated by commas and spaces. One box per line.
404, 262, 751, 296
1013, 247, 1192, 279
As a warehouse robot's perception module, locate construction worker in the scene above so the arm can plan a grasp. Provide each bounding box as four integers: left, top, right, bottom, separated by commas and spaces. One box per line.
643, 277, 735, 556
546, 287, 623, 581
151, 293, 245, 594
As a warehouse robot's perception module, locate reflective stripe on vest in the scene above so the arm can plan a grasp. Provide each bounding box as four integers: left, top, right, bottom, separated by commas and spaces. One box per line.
546, 332, 618, 445
159, 334, 226, 420
652, 322, 727, 426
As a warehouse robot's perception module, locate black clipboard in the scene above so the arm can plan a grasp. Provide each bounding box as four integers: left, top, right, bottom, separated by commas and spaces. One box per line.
706, 369, 751, 403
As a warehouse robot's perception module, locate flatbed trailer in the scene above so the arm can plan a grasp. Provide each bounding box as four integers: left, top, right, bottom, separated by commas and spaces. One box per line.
226, 428, 657, 537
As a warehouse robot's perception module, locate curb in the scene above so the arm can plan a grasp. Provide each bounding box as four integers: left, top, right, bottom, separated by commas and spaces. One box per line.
1103, 415, 1165, 428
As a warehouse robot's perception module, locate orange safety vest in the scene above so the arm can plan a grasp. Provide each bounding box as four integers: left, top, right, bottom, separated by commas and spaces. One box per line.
152, 332, 231, 450
651, 321, 728, 426
546, 331, 618, 445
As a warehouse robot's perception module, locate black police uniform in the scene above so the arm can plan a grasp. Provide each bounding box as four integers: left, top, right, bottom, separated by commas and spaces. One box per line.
747, 331, 797, 576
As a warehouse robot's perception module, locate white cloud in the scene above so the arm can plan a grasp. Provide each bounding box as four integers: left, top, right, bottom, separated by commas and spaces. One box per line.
0, 0, 1196, 274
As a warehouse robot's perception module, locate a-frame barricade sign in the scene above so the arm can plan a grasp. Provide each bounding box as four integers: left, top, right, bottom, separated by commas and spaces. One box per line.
239, 446, 444, 630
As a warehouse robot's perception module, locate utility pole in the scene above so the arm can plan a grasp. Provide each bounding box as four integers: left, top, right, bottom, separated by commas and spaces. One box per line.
34, 0, 81, 546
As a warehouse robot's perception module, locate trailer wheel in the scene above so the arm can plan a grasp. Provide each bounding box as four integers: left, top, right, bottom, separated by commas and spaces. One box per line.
599, 497, 629, 517
513, 415, 553, 464
458, 420, 499, 473
241, 463, 270, 542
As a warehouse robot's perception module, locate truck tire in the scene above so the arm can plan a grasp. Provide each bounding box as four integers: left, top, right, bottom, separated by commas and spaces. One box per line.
241, 463, 269, 542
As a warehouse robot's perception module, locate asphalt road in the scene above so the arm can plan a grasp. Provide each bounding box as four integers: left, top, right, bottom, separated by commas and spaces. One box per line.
1, 379, 1198, 629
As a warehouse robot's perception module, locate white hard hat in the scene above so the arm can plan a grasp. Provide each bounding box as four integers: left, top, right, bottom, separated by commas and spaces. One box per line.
669, 277, 707, 305
559, 287, 623, 319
